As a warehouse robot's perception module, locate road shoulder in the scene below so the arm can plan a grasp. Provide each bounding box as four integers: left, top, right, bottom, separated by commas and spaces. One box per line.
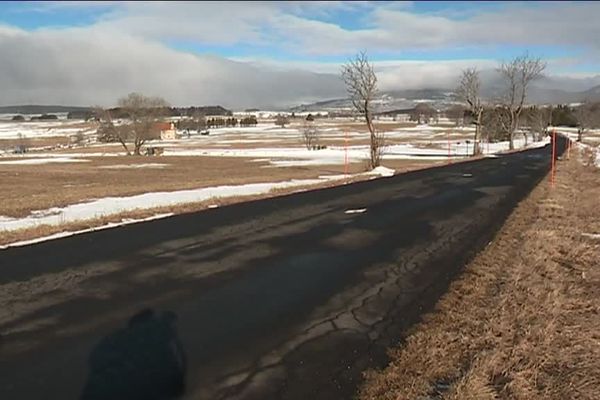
359, 157, 600, 399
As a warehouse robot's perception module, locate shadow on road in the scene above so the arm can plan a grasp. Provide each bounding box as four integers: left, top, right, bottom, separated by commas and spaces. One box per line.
80, 309, 186, 400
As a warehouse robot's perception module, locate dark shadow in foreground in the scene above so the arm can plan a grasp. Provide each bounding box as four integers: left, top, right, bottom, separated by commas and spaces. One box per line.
80, 309, 186, 400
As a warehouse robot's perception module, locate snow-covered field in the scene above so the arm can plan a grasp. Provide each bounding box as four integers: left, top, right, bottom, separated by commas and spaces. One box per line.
0, 120, 91, 139
0, 118, 558, 245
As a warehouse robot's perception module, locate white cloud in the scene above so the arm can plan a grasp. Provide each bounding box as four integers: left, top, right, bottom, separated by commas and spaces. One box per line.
27, 2, 600, 55
0, 24, 346, 108
1, 2, 600, 108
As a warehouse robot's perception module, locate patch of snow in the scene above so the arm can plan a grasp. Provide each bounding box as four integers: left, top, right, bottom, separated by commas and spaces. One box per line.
0, 177, 347, 232
98, 163, 168, 169
0, 157, 88, 165
0, 213, 174, 249
581, 232, 600, 240
0, 120, 86, 139
344, 208, 367, 214
368, 166, 395, 177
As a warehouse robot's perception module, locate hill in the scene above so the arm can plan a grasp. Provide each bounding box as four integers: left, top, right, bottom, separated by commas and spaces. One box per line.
0, 105, 91, 114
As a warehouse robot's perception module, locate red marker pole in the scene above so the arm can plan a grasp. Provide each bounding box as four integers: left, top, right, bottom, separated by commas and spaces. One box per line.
551, 129, 557, 187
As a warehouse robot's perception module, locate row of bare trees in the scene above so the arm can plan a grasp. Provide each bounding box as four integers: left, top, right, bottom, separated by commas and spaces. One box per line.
339, 52, 548, 165
455, 55, 547, 155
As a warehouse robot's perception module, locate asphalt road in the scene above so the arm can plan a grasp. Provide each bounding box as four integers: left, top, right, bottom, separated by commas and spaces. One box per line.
0, 139, 566, 400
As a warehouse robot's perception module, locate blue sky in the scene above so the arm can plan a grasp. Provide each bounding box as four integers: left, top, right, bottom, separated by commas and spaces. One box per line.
1, 1, 598, 70
0, 1, 599, 106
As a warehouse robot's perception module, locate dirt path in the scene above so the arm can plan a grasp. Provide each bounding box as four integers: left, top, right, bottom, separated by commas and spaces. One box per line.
359, 157, 600, 399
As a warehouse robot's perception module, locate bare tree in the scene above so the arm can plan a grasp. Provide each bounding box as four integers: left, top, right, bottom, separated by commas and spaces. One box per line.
411, 103, 436, 125
118, 93, 170, 155
274, 114, 289, 128
456, 68, 484, 155
574, 101, 600, 141
94, 107, 131, 155
300, 120, 320, 150
481, 106, 511, 143
15, 132, 30, 153
526, 106, 553, 142
446, 104, 466, 127
341, 51, 381, 169
498, 54, 546, 149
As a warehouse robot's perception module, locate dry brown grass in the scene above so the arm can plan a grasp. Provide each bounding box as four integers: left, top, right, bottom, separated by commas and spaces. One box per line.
0, 136, 70, 149
359, 158, 600, 400
326, 122, 418, 133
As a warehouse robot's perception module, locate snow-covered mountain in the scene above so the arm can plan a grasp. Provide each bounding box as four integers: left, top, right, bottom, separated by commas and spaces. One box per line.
289, 89, 458, 113
290, 83, 600, 113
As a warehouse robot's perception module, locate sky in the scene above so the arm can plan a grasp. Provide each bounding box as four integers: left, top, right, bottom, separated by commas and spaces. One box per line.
1, 1, 600, 109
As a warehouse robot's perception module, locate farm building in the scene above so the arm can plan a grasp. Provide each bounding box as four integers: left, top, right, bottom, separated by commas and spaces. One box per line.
153, 122, 178, 140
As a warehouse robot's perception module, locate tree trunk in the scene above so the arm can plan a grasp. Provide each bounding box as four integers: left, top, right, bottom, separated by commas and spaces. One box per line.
508, 111, 516, 150
118, 139, 131, 156
473, 111, 482, 156
366, 113, 378, 169
509, 121, 515, 150
133, 139, 143, 156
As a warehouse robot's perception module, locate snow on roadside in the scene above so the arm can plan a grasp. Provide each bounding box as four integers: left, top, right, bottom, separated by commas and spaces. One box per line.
0, 166, 400, 235
1, 175, 382, 233
0, 213, 174, 249
367, 166, 395, 177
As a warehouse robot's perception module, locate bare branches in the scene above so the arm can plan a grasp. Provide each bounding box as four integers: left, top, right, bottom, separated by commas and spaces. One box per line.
457, 68, 484, 155
341, 51, 378, 115
117, 93, 170, 155
456, 68, 482, 112
498, 54, 546, 149
526, 106, 552, 141
341, 51, 381, 168
274, 114, 289, 128
574, 101, 600, 141
94, 93, 169, 155
301, 120, 320, 150
94, 106, 131, 155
